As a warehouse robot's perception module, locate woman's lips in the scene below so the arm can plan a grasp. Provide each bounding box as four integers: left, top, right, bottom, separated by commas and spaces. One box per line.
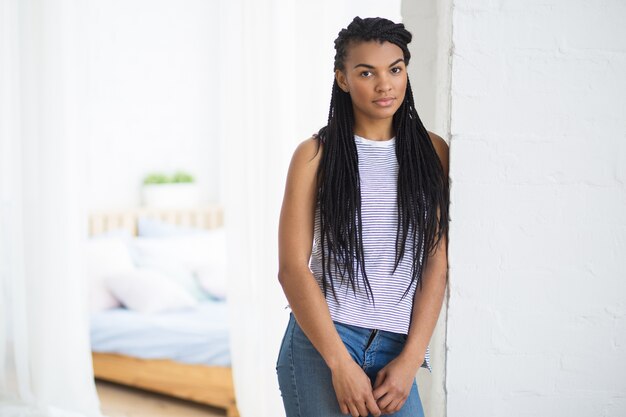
373, 97, 395, 107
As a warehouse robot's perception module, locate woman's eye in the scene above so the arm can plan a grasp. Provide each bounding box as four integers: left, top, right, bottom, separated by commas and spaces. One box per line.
391, 67, 403, 74
360, 71, 373, 78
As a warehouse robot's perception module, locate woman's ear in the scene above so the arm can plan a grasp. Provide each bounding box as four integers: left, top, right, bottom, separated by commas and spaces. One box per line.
335, 70, 350, 93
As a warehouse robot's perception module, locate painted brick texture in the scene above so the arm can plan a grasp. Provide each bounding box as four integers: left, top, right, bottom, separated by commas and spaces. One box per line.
447, 1, 626, 416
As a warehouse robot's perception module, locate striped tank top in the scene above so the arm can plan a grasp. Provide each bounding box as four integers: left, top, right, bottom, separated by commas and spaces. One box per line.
308, 134, 432, 372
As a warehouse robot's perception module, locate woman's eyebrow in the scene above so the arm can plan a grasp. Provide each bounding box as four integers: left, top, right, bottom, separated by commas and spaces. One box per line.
353, 58, 405, 69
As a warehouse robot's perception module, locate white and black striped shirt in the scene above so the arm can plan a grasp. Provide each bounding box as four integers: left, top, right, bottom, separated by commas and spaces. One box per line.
309, 134, 432, 372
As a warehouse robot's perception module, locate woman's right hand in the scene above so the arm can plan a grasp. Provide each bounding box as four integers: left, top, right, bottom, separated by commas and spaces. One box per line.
331, 358, 382, 417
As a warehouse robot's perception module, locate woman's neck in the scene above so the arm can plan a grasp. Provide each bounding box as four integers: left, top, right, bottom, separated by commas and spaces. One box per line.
353, 119, 395, 141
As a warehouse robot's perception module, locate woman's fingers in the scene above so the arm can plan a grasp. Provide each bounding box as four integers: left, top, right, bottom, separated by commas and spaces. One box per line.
390, 398, 405, 413
332, 359, 381, 416
357, 401, 370, 416
365, 394, 382, 417
344, 400, 377, 417
379, 396, 407, 414
373, 361, 415, 414
375, 382, 407, 413
339, 392, 381, 416
347, 402, 360, 417
376, 392, 395, 410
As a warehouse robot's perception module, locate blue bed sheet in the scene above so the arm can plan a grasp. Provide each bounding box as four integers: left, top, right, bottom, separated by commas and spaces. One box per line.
90, 300, 231, 366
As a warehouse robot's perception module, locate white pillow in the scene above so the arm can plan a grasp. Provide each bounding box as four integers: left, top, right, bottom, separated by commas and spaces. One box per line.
130, 229, 226, 273
137, 259, 212, 301
84, 237, 135, 313
105, 269, 198, 314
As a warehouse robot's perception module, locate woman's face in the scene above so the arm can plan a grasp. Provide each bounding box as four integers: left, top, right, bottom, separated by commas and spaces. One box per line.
335, 40, 407, 126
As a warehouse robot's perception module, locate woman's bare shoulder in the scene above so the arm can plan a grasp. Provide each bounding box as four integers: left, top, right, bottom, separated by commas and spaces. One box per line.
284, 136, 324, 188
293, 135, 323, 161
427, 131, 449, 175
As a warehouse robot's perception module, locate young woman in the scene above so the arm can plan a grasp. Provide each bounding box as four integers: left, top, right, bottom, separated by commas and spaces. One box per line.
276, 16, 449, 417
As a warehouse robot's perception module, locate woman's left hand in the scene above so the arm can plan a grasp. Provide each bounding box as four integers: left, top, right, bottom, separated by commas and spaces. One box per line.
372, 353, 421, 414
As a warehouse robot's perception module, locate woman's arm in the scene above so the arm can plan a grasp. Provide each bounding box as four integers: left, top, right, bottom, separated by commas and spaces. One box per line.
399, 132, 450, 366
278, 137, 381, 417
278, 137, 350, 369
372, 132, 449, 414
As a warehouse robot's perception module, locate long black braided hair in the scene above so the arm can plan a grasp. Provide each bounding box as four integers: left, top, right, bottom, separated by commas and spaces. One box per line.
313, 16, 449, 307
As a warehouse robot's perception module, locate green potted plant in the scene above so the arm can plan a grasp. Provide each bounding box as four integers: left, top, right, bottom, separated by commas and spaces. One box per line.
141, 170, 200, 207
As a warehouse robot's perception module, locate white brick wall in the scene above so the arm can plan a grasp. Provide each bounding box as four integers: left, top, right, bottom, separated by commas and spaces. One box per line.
447, 1, 626, 416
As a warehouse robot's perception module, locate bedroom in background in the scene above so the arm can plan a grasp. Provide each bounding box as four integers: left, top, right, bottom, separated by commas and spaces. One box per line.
83, 0, 238, 416
0, 0, 237, 415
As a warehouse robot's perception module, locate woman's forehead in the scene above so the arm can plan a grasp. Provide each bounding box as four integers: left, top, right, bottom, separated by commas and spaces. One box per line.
343, 40, 405, 67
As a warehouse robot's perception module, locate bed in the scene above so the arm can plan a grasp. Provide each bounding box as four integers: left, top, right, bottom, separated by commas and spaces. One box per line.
87, 205, 239, 417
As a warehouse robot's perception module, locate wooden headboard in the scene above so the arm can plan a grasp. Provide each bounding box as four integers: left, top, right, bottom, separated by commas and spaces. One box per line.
88, 204, 224, 237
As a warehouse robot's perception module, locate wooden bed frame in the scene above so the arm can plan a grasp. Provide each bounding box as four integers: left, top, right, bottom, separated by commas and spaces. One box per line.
89, 204, 239, 417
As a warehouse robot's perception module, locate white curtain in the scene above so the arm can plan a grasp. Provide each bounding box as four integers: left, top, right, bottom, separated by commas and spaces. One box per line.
0, 0, 102, 416
219, 2, 401, 416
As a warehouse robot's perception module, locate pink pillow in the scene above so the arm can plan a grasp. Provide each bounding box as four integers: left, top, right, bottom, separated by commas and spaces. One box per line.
84, 238, 134, 313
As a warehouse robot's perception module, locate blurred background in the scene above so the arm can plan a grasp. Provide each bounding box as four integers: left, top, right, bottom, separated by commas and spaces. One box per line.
1, 1, 624, 417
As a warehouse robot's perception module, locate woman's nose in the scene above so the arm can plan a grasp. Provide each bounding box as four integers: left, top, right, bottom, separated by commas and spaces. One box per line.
376, 74, 392, 92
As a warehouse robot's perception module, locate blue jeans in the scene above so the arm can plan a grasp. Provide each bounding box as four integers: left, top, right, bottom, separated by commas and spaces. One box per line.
276, 312, 425, 417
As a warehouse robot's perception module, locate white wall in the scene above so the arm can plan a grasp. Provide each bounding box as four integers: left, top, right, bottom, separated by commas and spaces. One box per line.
447, 1, 626, 416
85, 0, 220, 210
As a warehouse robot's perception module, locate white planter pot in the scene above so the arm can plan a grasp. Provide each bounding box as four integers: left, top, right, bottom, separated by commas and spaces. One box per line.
141, 183, 200, 208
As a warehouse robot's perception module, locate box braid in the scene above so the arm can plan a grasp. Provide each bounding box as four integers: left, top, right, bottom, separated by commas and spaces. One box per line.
313, 17, 449, 306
